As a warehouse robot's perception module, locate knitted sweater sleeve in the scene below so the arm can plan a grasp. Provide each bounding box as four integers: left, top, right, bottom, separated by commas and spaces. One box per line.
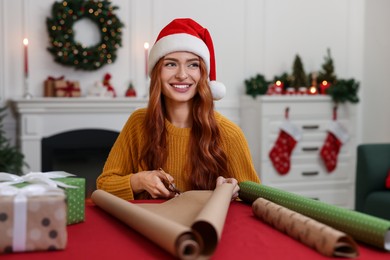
96, 109, 146, 200
217, 113, 261, 184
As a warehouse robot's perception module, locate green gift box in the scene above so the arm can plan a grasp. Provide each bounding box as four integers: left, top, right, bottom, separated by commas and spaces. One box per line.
0, 172, 85, 225
53, 177, 85, 225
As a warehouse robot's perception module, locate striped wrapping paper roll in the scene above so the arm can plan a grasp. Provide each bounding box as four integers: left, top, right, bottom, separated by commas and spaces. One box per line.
239, 181, 390, 250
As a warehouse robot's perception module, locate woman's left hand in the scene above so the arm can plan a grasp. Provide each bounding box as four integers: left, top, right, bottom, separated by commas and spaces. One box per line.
216, 176, 240, 200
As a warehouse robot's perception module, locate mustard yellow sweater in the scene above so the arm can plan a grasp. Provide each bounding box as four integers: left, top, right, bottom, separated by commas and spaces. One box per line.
96, 108, 260, 200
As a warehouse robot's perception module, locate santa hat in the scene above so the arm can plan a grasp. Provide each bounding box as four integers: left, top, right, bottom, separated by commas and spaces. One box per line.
148, 18, 226, 100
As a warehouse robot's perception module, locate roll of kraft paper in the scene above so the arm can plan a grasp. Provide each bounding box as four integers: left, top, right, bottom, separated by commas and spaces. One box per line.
91, 183, 234, 260
239, 181, 390, 251
252, 197, 359, 257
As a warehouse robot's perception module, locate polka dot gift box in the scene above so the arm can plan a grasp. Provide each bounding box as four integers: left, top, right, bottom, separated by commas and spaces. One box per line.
0, 184, 67, 253
0, 171, 85, 225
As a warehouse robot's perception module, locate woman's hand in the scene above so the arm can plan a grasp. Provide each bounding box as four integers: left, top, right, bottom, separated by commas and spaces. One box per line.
131, 170, 176, 199
216, 176, 240, 200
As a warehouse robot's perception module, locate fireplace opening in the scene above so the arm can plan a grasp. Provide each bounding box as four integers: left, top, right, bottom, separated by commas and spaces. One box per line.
41, 129, 119, 198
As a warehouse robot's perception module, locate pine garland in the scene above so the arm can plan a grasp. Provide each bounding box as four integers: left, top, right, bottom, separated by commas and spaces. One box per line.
326, 79, 360, 104
245, 74, 269, 98
46, 0, 124, 71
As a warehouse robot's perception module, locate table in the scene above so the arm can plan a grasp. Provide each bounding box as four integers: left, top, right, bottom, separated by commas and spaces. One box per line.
5, 200, 389, 259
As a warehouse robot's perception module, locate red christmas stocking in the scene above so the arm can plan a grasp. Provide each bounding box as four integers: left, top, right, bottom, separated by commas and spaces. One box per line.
269, 120, 301, 175
320, 121, 349, 173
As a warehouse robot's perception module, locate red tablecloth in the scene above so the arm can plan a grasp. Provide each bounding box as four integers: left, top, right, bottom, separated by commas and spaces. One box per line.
4, 200, 389, 259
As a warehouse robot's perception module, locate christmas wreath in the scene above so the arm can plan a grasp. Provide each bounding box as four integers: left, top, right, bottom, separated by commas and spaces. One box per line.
46, 0, 124, 71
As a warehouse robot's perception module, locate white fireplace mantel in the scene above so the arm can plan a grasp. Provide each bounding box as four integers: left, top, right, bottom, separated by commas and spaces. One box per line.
12, 97, 148, 172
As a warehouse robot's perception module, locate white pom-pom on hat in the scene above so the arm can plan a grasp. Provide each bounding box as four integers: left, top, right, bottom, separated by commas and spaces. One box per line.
209, 81, 226, 101
148, 18, 226, 100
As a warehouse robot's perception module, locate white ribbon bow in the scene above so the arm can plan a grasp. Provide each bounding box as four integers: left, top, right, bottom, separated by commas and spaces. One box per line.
0, 184, 65, 252
0, 171, 77, 188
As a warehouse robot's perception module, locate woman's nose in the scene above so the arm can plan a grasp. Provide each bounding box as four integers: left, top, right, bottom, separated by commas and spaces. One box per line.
175, 66, 188, 79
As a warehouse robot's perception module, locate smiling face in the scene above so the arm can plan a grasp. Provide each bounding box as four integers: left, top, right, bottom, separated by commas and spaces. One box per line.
160, 51, 201, 104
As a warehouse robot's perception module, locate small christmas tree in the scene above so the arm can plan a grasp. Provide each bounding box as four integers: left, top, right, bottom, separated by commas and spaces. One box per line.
0, 106, 26, 174
290, 54, 307, 90
318, 48, 337, 84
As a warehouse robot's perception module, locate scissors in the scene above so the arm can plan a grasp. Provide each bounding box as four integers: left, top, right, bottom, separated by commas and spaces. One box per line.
159, 168, 181, 195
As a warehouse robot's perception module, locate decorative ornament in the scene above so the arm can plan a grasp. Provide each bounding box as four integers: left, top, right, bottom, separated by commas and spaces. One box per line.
87, 81, 107, 97
269, 107, 302, 175
125, 82, 136, 97
102, 73, 116, 97
46, 0, 124, 71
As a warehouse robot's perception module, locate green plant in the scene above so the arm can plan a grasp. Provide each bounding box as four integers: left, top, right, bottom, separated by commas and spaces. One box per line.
0, 106, 26, 174
244, 74, 269, 98
326, 79, 360, 104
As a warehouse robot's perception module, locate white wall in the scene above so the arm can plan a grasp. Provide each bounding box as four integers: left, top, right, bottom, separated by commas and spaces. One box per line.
0, 0, 388, 145
362, 0, 390, 143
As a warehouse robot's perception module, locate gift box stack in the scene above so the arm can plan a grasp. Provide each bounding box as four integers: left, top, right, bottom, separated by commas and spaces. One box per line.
44, 76, 81, 97
0, 171, 86, 254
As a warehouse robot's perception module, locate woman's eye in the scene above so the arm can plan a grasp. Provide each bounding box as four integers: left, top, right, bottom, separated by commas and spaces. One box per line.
189, 62, 199, 68
164, 62, 176, 67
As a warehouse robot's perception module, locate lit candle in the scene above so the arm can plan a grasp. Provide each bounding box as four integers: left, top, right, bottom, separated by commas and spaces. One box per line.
309, 86, 318, 95
144, 42, 149, 78
274, 80, 284, 94
320, 80, 330, 94
23, 38, 29, 78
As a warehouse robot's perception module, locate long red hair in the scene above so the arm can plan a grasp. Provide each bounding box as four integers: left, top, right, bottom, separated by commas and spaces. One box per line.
140, 57, 230, 190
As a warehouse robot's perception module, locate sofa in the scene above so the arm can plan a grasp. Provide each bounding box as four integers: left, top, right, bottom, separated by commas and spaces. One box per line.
355, 143, 390, 220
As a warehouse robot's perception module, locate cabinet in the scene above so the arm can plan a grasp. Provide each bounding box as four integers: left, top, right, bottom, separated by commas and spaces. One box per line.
240, 95, 357, 208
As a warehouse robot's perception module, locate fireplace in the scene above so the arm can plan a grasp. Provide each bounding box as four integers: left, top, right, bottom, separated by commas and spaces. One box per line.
41, 129, 118, 197
12, 97, 148, 196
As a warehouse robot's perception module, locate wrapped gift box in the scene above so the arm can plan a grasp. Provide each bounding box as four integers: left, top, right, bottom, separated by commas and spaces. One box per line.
54, 81, 81, 97
43, 76, 65, 97
0, 185, 67, 253
54, 177, 85, 225
1, 172, 86, 225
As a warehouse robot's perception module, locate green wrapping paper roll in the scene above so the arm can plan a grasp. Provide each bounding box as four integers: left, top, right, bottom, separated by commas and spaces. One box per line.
239, 181, 390, 251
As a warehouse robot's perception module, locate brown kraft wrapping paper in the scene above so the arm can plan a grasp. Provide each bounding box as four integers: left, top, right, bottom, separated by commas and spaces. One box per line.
91, 183, 234, 260
252, 198, 359, 258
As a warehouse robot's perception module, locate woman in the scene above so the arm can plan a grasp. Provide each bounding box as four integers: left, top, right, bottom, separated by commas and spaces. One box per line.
96, 18, 260, 200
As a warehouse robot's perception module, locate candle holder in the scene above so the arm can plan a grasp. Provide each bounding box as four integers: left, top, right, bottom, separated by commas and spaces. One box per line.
23, 77, 33, 99
23, 38, 32, 99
